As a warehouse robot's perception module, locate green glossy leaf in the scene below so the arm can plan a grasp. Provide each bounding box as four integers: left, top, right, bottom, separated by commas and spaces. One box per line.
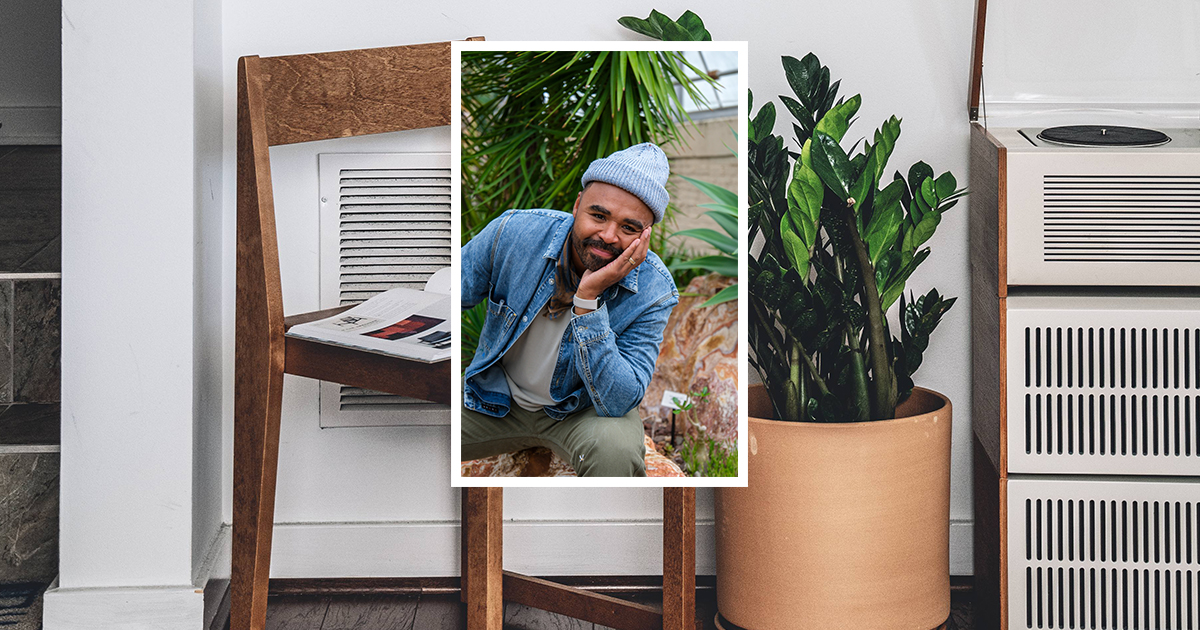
671, 228, 736, 254
707, 210, 739, 240
676, 10, 712, 41
786, 161, 822, 248
879, 248, 930, 310
671, 255, 738, 277
813, 94, 861, 143
909, 209, 941, 250
782, 54, 822, 104
780, 96, 812, 129
679, 174, 736, 208
809, 130, 853, 201
907, 161, 934, 198
780, 213, 811, 279
658, 19, 694, 41
848, 141, 881, 209
862, 191, 903, 265
935, 171, 957, 199
751, 101, 776, 144
617, 16, 661, 39
920, 177, 937, 209
698, 283, 738, 308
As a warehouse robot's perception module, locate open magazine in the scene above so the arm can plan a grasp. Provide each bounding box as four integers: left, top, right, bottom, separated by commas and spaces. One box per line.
285, 287, 451, 363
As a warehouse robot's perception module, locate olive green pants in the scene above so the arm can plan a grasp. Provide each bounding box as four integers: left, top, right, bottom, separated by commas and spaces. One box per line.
461, 404, 647, 477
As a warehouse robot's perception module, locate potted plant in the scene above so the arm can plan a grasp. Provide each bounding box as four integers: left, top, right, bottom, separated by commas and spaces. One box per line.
719, 52, 964, 629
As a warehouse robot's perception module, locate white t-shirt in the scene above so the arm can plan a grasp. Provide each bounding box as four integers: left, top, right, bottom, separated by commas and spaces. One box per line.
500, 304, 574, 412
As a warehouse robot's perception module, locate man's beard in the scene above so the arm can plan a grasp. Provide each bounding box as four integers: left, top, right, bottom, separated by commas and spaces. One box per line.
572, 233, 621, 272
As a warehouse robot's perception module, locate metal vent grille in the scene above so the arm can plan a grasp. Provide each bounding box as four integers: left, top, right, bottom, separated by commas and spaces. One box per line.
337, 167, 451, 303
1007, 297, 1200, 475
1042, 175, 1200, 262
318, 153, 450, 427
1010, 479, 1200, 630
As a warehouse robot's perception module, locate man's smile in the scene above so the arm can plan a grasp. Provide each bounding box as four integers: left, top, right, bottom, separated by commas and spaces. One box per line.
590, 246, 615, 259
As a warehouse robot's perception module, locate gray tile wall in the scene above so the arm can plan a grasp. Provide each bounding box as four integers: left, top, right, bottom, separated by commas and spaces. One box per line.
0, 452, 58, 582
0, 281, 10, 404
10, 279, 59, 404
0, 146, 61, 584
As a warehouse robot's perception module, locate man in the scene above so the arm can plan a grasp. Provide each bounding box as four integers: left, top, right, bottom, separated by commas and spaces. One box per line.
461, 143, 679, 477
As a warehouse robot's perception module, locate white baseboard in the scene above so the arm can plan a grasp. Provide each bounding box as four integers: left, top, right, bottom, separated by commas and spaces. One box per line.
0, 106, 60, 144
43, 582, 205, 630
196, 525, 231, 630
43, 526, 232, 630
950, 519, 973, 576
249, 518, 973, 579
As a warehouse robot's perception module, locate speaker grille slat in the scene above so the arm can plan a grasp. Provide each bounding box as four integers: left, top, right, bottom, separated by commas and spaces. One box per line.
1043, 175, 1200, 262
1012, 481, 1200, 630
1009, 300, 1200, 475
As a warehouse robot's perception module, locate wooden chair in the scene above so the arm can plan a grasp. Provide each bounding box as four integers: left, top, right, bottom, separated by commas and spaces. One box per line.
235, 40, 696, 630
234, 41, 456, 630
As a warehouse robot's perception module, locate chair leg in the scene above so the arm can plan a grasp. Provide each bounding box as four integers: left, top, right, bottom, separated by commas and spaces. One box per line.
663, 488, 696, 630
230, 360, 286, 630
463, 487, 504, 630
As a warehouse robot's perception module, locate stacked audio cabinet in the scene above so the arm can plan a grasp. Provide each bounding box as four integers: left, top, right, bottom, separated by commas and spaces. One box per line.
968, 2, 1200, 629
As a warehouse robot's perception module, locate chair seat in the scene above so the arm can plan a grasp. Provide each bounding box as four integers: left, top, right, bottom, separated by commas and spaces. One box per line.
283, 306, 451, 405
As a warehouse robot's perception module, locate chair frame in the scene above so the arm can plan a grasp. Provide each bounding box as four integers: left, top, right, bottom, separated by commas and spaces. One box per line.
233, 41, 695, 630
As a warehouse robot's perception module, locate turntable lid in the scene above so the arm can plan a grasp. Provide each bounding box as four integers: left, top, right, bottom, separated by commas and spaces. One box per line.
968, 0, 1200, 123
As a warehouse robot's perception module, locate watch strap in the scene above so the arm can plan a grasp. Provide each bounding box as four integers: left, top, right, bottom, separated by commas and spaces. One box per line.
573, 294, 599, 310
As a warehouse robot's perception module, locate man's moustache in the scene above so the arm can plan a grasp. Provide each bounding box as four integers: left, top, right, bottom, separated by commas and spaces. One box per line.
581, 237, 619, 257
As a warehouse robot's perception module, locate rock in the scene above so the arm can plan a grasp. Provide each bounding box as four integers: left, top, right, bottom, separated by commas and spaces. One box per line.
640, 273, 738, 443
461, 435, 685, 477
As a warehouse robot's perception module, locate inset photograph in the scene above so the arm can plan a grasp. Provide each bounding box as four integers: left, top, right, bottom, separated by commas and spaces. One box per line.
451, 41, 747, 485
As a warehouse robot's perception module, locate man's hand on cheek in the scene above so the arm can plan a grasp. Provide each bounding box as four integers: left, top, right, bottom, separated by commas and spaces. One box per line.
576, 227, 652, 301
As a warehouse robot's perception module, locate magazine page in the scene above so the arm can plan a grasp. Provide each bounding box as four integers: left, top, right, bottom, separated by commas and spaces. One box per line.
286, 287, 451, 363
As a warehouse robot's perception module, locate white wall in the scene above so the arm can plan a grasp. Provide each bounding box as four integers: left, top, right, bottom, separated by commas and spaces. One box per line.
0, 0, 60, 143
218, 0, 978, 578
193, 0, 227, 589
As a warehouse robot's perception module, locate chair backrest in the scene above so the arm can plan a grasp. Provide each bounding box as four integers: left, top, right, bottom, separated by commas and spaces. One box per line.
235, 41, 461, 347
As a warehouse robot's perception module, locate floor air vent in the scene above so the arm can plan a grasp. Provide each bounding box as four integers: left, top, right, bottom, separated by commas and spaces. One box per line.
1043, 175, 1200, 263
1010, 479, 1200, 630
1008, 297, 1200, 475
317, 153, 450, 428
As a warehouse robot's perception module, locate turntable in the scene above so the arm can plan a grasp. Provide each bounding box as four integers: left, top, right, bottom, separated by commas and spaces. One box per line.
966, 3, 1200, 630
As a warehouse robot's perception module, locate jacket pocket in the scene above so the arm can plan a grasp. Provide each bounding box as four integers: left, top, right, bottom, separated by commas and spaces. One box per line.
480, 297, 517, 355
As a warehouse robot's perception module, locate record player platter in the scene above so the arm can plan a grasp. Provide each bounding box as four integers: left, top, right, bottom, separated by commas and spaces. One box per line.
1037, 125, 1171, 147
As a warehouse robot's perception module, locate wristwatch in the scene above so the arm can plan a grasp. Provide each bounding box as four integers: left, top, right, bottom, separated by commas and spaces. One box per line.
573, 295, 599, 311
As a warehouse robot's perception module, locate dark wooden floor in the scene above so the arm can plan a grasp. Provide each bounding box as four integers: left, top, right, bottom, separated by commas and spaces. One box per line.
250, 584, 974, 630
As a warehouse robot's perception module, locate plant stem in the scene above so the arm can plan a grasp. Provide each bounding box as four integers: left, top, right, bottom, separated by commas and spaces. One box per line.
794, 336, 830, 398
844, 202, 897, 419
786, 340, 801, 421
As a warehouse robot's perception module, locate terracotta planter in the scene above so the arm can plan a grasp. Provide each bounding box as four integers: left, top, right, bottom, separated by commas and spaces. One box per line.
715, 384, 952, 630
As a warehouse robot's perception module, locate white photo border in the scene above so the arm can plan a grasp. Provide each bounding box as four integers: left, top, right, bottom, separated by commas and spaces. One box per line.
451, 39, 748, 488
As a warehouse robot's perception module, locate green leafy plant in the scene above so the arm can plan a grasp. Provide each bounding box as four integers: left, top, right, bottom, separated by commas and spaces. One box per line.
748, 53, 964, 423
459, 50, 714, 368
461, 50, 706, 242
619, 9, 711, 42
663, 387, 737, 477
669, 174, 738, 307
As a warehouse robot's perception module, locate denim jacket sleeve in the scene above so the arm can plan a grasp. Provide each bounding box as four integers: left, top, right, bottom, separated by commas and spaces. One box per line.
461, 213, 503, 311
566, 289, 677, 417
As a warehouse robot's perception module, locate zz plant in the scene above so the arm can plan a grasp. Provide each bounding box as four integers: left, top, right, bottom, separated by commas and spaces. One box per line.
749, 53, 964, 423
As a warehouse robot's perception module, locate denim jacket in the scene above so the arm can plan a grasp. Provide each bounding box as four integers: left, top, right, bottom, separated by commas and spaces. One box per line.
462, 209, 679, 420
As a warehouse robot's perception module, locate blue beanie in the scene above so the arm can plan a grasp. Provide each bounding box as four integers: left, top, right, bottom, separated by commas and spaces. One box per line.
580, 143, 670, 223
